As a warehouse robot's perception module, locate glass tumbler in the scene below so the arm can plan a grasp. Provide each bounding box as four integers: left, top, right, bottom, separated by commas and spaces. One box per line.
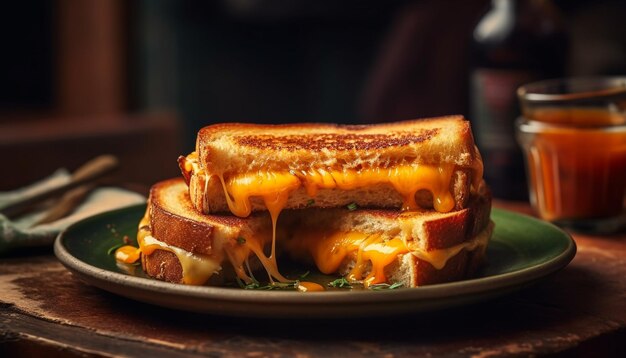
516, 77, 626, 233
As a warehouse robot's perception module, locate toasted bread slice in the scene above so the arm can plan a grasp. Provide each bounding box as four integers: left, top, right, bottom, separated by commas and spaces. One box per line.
181, 116, 483, 216
140, 178, 276, 285
140, 178, 493, 288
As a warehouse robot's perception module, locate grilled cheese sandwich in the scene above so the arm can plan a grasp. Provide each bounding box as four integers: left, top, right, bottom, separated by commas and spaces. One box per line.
122, 116, 492, 290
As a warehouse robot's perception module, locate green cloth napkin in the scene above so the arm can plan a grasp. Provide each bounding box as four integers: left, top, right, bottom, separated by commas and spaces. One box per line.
0, 170, 145, 254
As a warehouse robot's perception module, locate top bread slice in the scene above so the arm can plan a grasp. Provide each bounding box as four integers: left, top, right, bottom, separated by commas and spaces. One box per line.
196, 115, 478, 173
140, 178, 492, 288
183, 116, 483, 215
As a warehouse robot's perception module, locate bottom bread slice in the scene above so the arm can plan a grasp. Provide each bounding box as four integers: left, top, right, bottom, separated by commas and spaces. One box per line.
143, 222, 492, 288
139, 178, 493, 288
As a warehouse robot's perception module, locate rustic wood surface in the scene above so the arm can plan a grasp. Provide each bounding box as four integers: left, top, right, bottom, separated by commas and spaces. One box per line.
1, 202, 625, 357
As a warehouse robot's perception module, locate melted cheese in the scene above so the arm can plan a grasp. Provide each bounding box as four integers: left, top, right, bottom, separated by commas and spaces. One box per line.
115, 245, 141, 263
115, 205, 288, 285
284, 227, 491, 287
297, 281, 325, 292
216, 171, 299, 283
217, 172, 300, 218
217, 164, 456, 217
181, 151, 202, 176
241, 231, 289, 283
114, 211, 151, 265
140, 235, 222, 285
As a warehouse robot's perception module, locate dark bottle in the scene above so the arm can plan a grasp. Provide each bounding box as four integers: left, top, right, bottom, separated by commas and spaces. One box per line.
470, 0, 568, 200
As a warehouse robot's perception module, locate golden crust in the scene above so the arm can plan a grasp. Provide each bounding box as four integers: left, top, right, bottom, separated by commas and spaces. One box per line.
196, 116, 478, 174
148, 179, 273, 255
152, 178, 247, 228
421, 184, 491, 250
198, 116, 467, 153
408, 239, 488, 286
143, 249, 183, 284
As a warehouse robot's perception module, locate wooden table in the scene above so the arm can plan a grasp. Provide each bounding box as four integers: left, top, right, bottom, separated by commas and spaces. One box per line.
1, 202, 625, 357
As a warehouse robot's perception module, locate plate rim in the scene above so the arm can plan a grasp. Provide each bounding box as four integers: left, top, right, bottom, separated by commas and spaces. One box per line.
53, 205, 576, 308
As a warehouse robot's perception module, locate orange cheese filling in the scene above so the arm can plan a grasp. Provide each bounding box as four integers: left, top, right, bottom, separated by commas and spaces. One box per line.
282, 228, 490, 287
178, 152, 201, 184
297, 281, 325, 292
213, 164, 457, 285
216, 172, 296, 283
116, 206, 287, 285
216, 164, 456, 218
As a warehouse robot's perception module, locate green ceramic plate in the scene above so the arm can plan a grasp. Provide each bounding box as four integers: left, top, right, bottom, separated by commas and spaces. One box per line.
54, 205, 576, 318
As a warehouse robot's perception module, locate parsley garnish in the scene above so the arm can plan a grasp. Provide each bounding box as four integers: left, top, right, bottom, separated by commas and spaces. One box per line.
236, 277, 299, 290
267, 281, 300, 290
244, 281, 262, 290
369, 282, 404, 290
346, 202, 358, 211
299, 270, 310, 279
306, 199, 315, 207
328, 277, 352, 288
107, 243, 125, 256
236, 236, 246, 245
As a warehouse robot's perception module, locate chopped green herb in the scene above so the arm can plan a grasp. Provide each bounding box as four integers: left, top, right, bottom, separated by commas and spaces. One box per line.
249, 281, 298, 290
328, 277, 352, 288
369, 282, 404, 290
299, 270, 310, 279
236, 277, 299, 290
306, 199, 315, 207
236, 236, 246, 245
346, 202, 358, 211
269, 281, 299, 290
107, 243, 125, 256
245, 282, 262, 290
237, 277, 260, 289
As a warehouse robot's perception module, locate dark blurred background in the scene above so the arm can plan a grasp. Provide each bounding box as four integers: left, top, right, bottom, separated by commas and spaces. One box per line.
1, 0, 625, 194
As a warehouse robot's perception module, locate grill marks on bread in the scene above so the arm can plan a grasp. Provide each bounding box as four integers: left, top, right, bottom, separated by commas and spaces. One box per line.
196, 116, 478, 173
235, 129, 440, 152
